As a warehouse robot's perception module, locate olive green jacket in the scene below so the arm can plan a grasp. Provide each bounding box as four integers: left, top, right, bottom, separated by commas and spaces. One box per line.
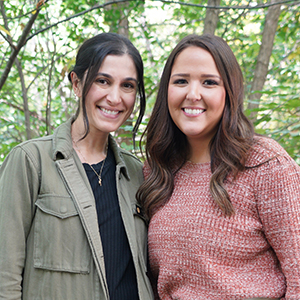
0, 118, 154, 300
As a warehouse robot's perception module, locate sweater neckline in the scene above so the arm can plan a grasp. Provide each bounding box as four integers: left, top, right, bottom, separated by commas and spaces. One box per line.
187, 160, 210, 166
180, 160, 211, 176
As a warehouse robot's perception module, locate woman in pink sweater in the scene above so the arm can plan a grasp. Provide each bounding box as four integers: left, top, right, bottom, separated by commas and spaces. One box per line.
137, 34, 300, 300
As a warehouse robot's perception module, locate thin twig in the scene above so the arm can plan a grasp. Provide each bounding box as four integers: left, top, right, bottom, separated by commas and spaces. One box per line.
155, 0, 300, 10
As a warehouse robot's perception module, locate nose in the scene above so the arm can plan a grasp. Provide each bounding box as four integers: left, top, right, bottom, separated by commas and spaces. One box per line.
186, 82, 202, 102
106, 85, 121, 105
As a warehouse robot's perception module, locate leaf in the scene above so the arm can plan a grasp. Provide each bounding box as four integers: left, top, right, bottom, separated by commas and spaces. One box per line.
0, 25, 11, 36
1, 0, 300, 165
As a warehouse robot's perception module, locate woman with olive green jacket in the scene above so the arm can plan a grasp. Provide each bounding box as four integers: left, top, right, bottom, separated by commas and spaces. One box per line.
0, 118, 153, 300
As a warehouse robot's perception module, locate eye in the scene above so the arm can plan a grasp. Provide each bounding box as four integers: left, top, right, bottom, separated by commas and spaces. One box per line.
95, 77, 109, 85
123, 82, 134, 89
203, 79, 219, 86
122, 81, 136, 91
173, 78, 188, 85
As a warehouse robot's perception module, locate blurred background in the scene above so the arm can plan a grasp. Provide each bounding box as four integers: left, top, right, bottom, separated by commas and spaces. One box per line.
0, 0, 299, 164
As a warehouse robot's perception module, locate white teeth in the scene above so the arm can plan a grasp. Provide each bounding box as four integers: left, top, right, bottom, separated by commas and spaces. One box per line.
101, 107, 119, 115
184, 108, 205, 115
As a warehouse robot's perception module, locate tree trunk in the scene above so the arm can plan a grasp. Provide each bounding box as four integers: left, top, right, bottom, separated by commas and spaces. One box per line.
0, 1, 32, 140
15, 59, 32, 140
116, 4, 129, 37
247, 0, 281, 122
203, 0, 221, 35
105, 0, 129, 37
105, 0, 136, 147
0, 1, 45, 91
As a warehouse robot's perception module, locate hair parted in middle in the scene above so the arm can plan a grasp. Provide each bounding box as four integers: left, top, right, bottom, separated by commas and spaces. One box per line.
136, 34, 255, 220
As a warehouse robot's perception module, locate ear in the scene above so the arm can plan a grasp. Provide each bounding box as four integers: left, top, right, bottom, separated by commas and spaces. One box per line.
70, 71, 82, 98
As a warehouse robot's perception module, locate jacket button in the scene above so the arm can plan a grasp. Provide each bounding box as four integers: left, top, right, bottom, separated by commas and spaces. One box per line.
60, 205, 67, 213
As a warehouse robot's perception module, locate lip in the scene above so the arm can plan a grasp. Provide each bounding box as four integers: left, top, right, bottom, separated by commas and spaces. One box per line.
97, 106, 123, 118
182, 107, 206, 117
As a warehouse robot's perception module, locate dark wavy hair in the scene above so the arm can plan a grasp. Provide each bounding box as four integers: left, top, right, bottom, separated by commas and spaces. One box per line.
137, 34, 254, 220
68, 32, 146, 139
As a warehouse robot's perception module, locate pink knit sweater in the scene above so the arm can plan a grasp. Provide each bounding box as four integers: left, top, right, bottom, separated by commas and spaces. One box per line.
146, 136, 300, 300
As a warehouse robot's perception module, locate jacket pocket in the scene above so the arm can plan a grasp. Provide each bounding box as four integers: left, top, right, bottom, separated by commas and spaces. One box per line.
33, 195, 91, 274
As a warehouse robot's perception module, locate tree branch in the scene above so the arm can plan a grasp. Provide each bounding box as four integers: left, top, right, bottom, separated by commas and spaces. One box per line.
26, 0, 137, 43
0, 31, 16, 49
0, 99, 46, 122
0, 0, 49, 91
155, 0, 300, 10
203, 0, 221, 34
0, 0, 32, 139
220, 1, 250, 37
247, 0, 282, 121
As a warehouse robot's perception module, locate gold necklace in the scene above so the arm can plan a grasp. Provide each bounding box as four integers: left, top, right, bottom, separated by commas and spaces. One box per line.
73, 140, 108, 186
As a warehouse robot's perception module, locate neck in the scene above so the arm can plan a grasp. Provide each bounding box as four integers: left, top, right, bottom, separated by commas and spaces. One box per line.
187, 138, 211, 163
71, 118, 109, 164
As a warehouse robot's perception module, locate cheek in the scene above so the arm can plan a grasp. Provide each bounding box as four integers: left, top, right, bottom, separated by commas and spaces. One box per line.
84, 85, 98, 104
167, 87, 179, 111
168, 85, 177, 100
126, 94, 137, 113
167, 99, 180, 127
219, 91, 226, 112
211, 89, 226, 113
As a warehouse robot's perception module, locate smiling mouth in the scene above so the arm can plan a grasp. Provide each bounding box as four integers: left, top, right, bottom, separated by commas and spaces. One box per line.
183, 108, 205, 115
99, 107, 120, 115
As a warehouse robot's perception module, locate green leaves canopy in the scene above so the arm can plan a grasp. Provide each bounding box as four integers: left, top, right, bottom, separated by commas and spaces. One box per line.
0, 0, 299, 164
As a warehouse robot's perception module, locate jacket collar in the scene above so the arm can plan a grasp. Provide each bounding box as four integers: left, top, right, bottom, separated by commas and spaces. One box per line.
52, 117, 130, 179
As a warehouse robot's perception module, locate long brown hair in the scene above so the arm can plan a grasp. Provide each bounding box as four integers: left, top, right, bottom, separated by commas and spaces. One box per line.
136, 34, 254, 220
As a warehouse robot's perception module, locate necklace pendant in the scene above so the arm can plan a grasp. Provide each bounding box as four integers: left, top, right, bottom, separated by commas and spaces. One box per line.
99, 178, 102, 186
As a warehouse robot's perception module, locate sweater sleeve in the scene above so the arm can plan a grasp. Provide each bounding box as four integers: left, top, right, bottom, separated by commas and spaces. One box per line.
255, 155, 300, 299
0, 145, 40, 299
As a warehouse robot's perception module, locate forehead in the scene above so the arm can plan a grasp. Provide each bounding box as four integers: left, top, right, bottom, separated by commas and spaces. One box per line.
171, 46, 219, 75
99, 54, 137, 76
173, 46, 214, 65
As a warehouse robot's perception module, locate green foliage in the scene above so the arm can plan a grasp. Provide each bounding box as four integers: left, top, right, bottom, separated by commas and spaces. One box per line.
0, 0, 300, 165
243, 2, 300, 163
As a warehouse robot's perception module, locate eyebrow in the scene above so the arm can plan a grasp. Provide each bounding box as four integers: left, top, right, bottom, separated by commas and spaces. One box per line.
170, 73, 221, 80
97, 72, 138, 83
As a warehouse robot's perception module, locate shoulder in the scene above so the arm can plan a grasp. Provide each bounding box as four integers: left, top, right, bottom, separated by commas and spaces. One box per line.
119, 148, 143, 174
119, 148, 142, 165
0, 136, 55, 185
20, 135, 53, 150
117, 148, 144, 184
4, 135, 53, 165
245, 135, 292, 168
108, 136, 143, 175
1, 120, 72, 171
142, 160, 151, 178
11, 119, 76, 163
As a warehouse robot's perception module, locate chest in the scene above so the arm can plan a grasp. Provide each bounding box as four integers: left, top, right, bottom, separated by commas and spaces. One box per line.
148, 164, 268, 265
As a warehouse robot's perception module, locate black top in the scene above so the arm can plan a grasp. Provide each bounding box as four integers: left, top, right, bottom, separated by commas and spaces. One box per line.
83, 146, 139, 300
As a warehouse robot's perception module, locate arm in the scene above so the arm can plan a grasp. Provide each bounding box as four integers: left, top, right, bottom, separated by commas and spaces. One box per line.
256, 155, 300, 299
0, 145, 39, 299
